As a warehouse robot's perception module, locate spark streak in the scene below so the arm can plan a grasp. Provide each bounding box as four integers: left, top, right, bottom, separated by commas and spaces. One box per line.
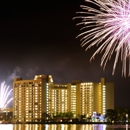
74, 0, 130, 76
0, 81, 13, 109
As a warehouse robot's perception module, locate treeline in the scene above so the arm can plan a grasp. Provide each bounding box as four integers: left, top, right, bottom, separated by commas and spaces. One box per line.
105, 107, 130, 122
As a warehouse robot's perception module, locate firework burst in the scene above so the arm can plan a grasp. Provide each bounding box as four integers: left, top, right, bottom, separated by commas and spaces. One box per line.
74, 0, 130, 76
0, 81, 13, 109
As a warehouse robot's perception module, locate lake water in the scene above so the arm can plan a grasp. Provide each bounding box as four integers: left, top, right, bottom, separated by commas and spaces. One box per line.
0, 124, 130, 130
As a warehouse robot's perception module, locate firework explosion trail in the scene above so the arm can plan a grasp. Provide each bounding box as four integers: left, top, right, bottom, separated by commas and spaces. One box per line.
73, 0, 130, 77
0, 81, 13, 109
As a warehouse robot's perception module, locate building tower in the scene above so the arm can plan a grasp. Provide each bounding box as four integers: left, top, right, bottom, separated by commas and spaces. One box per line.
49, 84, 69, 114
13, 75, 53, 122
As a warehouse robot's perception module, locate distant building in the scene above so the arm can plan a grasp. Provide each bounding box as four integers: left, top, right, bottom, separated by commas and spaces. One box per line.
13, 75, 114, 122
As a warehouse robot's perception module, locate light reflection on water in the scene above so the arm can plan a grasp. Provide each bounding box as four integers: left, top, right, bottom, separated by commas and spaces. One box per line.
0, 124, 130, 130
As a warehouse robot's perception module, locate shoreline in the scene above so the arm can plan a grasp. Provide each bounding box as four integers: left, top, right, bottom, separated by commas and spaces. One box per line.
3, 122, 129, 125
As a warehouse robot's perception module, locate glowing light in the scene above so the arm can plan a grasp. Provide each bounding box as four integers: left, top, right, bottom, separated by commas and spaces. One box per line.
74, 0, 130, 76
0, 81, 13, 109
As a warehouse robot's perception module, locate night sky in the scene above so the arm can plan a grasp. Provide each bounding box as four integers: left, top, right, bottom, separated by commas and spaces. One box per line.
0, 0, 130, 108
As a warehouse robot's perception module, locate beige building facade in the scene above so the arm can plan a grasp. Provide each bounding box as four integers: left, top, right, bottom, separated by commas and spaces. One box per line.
13, 75, 53, 122
13, 75, 114, 122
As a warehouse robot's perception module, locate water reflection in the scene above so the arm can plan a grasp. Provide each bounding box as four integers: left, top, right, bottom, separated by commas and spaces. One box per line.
13, 124, 130, 130
13, 124, 96, 130
0, 124, 130, 130
14, 124, 42, 130
14, 124, 77, 130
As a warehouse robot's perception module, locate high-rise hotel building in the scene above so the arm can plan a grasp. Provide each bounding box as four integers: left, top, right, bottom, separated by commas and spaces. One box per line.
13, 75, 114, 122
